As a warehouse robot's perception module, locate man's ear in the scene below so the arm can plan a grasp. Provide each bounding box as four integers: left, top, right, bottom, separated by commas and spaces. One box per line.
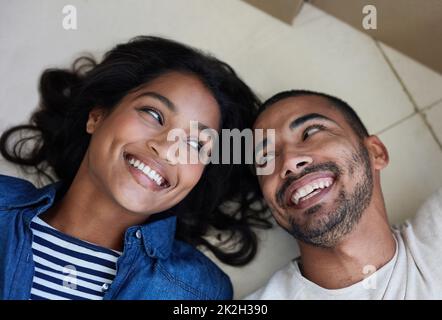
365, 135, 389, 170
86, 107, 107, 134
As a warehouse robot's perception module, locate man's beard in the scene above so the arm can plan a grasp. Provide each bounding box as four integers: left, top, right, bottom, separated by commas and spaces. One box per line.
279, 144, 373, 248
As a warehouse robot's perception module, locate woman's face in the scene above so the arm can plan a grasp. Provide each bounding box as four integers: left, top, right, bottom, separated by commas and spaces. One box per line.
85, 72, 221, 215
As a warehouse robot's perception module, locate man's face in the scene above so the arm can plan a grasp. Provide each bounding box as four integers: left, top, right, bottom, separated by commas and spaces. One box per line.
254, 95, 375, 248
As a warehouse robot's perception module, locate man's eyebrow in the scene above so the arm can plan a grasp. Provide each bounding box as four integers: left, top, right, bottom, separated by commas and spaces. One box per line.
135, 91, 176, 112
289, 113, 338, 130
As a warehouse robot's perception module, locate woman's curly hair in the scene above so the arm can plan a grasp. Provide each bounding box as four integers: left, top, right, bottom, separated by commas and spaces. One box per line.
0, 36, 271, 266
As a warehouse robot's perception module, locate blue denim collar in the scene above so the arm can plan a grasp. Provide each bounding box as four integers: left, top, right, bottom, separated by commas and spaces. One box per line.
5, 178, 176, 260
0, 177, 60, 211
137, 212, 176, 260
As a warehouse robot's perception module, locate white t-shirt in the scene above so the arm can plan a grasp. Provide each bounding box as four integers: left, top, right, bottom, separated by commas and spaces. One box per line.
246, 188, 442, 300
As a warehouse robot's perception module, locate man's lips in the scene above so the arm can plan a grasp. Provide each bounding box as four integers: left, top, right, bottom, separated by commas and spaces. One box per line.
284, 172, 336, 209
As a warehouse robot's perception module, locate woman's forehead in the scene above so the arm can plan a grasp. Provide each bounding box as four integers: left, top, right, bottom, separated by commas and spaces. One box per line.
121, 72, 221, 130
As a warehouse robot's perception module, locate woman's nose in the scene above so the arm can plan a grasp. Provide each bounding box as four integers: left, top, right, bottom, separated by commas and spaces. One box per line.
146, 137, 175, 164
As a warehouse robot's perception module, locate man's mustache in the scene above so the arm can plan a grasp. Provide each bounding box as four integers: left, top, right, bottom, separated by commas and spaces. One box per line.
276, 162, 342, 208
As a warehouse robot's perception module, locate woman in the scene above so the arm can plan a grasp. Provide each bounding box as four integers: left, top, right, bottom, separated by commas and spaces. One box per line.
0, 36, 269, 300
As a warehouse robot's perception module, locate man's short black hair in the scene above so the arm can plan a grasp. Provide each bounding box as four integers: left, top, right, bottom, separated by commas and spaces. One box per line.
259, 90, 369, 139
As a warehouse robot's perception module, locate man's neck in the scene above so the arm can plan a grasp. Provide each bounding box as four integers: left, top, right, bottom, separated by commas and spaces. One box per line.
297, 207, 396, 289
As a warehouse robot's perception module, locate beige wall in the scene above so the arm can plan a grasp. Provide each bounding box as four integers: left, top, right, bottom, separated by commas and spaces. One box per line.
311, 0, 442, 74
242, 0, 303, 23
243, 0, 442, 74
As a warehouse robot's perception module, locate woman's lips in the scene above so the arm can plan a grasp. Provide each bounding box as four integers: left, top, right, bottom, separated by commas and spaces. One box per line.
123, 152, 171, 191
126, 162, 165, 191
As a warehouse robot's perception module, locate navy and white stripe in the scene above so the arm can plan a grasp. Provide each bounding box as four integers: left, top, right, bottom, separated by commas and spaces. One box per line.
29, 216, 121, 300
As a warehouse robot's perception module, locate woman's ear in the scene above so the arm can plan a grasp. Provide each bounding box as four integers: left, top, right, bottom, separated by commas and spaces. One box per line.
86, 107, 106, 134
365, 135, 389, 170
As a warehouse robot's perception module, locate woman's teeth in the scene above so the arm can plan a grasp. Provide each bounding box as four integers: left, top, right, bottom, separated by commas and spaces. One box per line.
291, 177, 333, 205
128, 157, 165, 187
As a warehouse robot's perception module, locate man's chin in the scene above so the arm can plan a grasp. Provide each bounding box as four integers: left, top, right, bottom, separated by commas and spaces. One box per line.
303, 204, 323, 215
288, 207, 346, 247
287, 201, 335, 220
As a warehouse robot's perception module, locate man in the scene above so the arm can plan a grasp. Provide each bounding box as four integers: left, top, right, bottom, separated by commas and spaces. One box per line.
248, 90, 442, 299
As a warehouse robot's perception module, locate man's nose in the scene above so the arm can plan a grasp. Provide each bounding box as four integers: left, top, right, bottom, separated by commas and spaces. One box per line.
280, 153, 313, 179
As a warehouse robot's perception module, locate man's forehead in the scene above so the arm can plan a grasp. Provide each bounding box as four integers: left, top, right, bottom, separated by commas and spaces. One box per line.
254, 95, 338, 129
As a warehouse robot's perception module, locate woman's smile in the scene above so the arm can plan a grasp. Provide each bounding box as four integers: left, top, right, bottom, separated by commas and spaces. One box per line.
123, 151, 171, 191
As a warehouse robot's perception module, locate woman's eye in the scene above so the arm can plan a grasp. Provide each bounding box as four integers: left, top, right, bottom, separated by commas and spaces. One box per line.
187, 139, 202, 151
140, 107, 163, 125
303, 125, 324, 140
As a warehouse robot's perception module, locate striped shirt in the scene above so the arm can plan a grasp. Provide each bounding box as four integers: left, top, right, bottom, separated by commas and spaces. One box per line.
29, 216, 122, 300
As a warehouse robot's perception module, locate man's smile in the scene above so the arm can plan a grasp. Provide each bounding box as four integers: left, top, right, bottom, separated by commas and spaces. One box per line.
284, 172, 336, 210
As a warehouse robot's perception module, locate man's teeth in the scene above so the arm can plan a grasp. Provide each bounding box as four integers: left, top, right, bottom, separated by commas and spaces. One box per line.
128, 157, 165, 186
291, 178, 333, 205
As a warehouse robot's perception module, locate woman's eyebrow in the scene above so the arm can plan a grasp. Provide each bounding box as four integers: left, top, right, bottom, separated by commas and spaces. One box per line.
134, 91, 215, 133
134, 91, 176, 112
289, 113, 338, 130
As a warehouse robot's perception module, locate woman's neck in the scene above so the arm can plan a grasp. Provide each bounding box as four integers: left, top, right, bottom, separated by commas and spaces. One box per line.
40, 160, 150, 252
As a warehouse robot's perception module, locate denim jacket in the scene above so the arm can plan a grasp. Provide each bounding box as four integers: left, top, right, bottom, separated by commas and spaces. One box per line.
0, 174, 233, 300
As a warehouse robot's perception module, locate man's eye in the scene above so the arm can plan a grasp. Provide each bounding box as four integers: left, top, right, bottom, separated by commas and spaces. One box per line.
140, 107, 164, 125
256, 153, 275, 168
303, 125, 324, 140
